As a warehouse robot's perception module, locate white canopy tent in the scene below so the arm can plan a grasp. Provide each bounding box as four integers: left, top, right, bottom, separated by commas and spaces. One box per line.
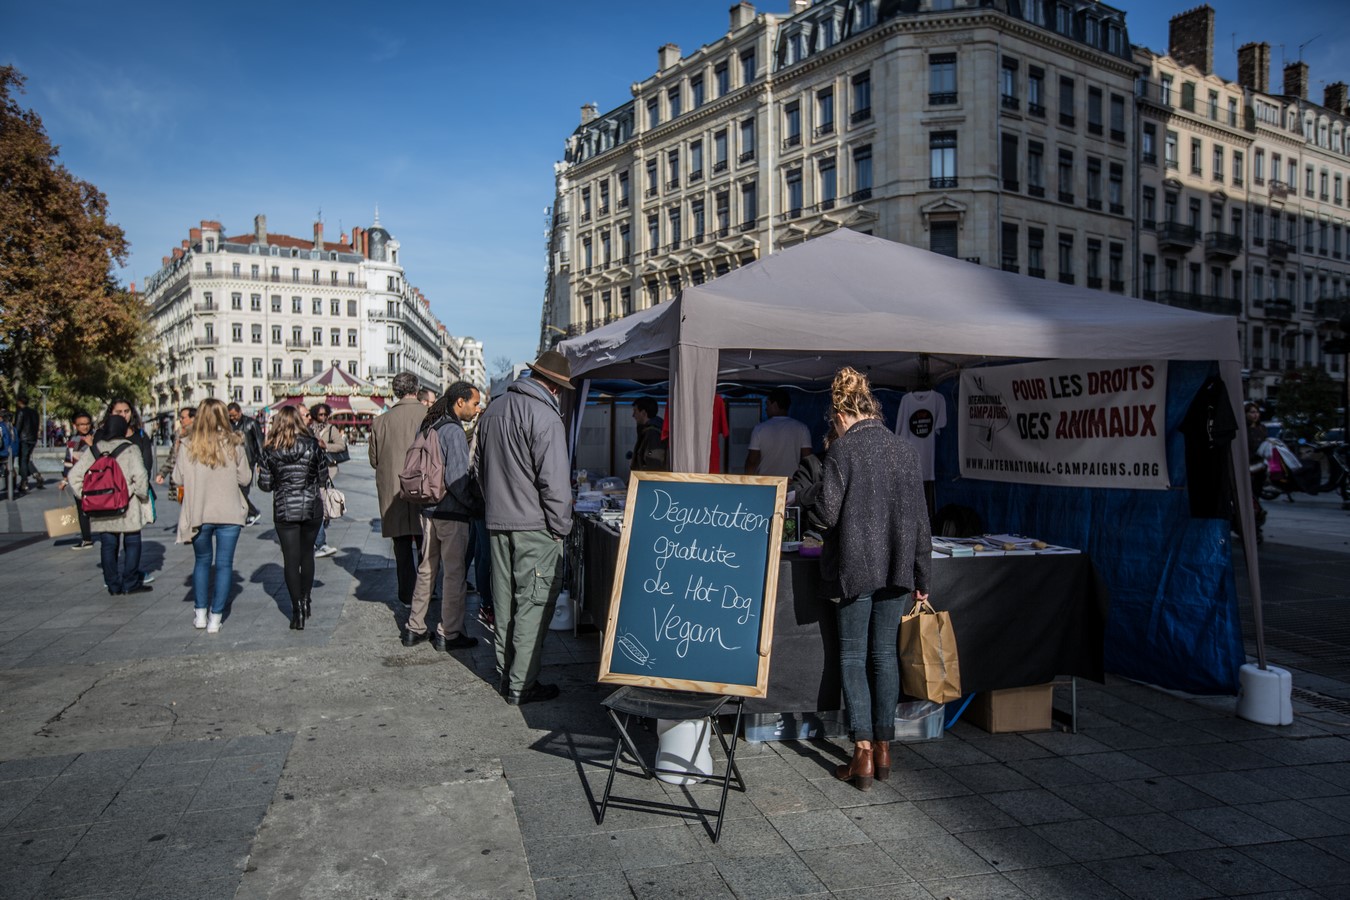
558, 229, 1267, 673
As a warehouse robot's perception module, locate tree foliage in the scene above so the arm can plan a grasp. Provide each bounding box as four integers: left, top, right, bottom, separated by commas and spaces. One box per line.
0, 66, 148, 404
1272, 366, 1344, 442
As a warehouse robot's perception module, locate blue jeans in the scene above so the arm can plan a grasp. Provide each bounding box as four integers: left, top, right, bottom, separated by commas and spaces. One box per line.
836, 590, 906, 742
99, 532, 142, 593
314, 517, 327, 549
192, 524, 241, 614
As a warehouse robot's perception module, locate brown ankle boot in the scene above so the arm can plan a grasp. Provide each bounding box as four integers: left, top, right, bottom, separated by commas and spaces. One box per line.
834, 745, 874, 791
874, 741, 891, 782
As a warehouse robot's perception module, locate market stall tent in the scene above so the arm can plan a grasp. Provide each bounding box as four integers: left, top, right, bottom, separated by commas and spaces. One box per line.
558, 229, 1263, 695
272, 365, 389, 423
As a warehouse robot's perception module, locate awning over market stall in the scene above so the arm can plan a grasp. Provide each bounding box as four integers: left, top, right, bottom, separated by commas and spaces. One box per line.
558, 230, 1262, 696
272, 365, 388, 422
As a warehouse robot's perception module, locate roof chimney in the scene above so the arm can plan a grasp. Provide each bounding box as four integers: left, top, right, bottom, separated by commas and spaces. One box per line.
581, 102, 599, 125
254, 214, 267, 245
730, 2, 755, 31
172, 248, 183, 260
1168, 5, 1214, 74
180, 239, 190, 250
1324, 81, 1347, 114
189, 227, 202, 243
162, 256, 170, 266
313, 221, 324, 250
1284, 61, 1309, 100
658, 43, 681, 72
790, 0, 809, 12
1237, 42, 1270, 93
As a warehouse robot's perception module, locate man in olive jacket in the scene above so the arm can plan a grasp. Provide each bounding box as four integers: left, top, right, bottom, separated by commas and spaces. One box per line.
370, 372, 427, 608
475, 351, 573, 705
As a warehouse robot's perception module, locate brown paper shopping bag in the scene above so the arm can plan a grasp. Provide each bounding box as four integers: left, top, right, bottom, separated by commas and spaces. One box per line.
899, 598, 963, 703
44, 505, 83, 539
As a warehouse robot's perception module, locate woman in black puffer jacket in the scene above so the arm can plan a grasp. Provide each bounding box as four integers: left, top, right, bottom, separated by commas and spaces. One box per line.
258, 406, 326, 629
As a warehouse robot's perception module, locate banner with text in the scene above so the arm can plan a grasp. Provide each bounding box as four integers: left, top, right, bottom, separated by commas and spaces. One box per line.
959, 359, 1169, 490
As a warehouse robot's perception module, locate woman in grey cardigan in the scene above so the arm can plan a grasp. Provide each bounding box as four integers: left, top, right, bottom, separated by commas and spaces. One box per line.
173, 398, 251, 633
816, 367, 932, 791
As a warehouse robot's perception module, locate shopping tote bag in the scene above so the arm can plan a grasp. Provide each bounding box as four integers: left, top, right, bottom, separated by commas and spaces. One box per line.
899, 598, 962, 703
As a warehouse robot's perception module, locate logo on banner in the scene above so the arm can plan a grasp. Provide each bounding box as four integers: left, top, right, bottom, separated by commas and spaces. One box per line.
959, 360, 1169, 490
908, 408, 936, 439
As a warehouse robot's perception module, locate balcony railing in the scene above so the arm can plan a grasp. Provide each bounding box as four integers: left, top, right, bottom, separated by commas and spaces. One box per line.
193, 302, 218, 314
712, 160, 727, 173
930, 177, 958, 189
813, 123, 835, 137
783, 134, 801, 149
1028, 267, 1046, 279
738, 149, 755, 163
1268, 239, 1294, 259
1156, 221, 1200, 250
193, 336, 219, 348
1027, 102, 1045, 117
851, 187, 873, 202
1204, 231, 1243, 258
929, 92, 957, 106
1001, 95, 1020, 111
1315, 297, 1349, 326
1269, 180, 1289, 200
1156, 290, 1241, 316
285, 339, 312, 350
850, 107, 872, 124
1265, 299, 1294, 321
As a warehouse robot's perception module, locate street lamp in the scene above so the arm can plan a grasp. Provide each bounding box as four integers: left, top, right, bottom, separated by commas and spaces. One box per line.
37, 385, 51, 448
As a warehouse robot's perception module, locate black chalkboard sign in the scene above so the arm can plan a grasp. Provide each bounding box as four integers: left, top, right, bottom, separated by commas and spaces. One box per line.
599, 472, 786, 697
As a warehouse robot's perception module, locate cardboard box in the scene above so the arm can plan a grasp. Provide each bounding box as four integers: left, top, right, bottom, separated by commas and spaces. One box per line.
967, 684, 1054, 733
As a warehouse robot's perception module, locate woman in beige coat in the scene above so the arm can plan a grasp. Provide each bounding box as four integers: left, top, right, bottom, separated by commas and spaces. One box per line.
173, 398, 251, 633
69, 413, 151, 596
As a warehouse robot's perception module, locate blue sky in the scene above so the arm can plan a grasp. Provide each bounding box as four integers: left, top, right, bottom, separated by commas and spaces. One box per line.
4, 0, 1346, 371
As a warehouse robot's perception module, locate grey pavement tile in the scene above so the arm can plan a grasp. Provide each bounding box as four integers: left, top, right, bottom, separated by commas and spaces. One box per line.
1244, 737, 1350, 766
1119, 745, 1213, 776
0, 754, 77, 782
983, 789, 1087, 826
713, 851, 826, 900
885, 765, 974, 801
40, 848, 161, 899
1302, 762, 1350, 791
626, 861, 733, 900
609, 824, 705, 870
1176, 769, 1287, 805
807, 773, 906, 807
0, 777, 54, 830
907, 739, 997, 768
833, 884, 936, 900
1003, 863, 1129, 899
1114, 776, 1225, 812
1239, 839, 1350, 888
1091, 854, 1217, 900
1309, 834, 1350, 864
1163, 847, 1301, 896
102, 784, 199, 822
1021, 731, 1113, 756
134, 875, 243, 900
1030, 819, 1149, 862
953, 733, 1054, 762
524, 831, 623, 879
185, 776, 278, 813
5, 775, 119, 831
1067, 751, 1164, 782
138, 841, 251, 886
1006, 756, 1102, 788
1101, 812, 1222, 854
1173, 804, 1297, 845
1196, 740, 1290, 771
1238, 799, 1350, 839
66, 818, 178, 859
798, 841, 913, 891
879, 832, 995, 881
914, 795, 1019, 834
122, 761, 210, 792
744, 772, 831, 817
919, 872, 1030, 899
847, 801, 946, 842
955, 825, 1071, 872
1251, 765, 1348, 800
534, 870, 635, 900
766, 807, 869, 851
0, 825, 89, 868
945, 763, 1037, 794
169, 805, 266, 849
203, 752, 286, 785
684, 815, 793, 860
1088, 726, 1171, 752
1047, 781, 1158, 818
141, 741, 226, 768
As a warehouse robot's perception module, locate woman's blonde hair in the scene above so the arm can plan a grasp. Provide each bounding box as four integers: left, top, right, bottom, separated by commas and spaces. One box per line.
264, 406, 306, 451
186, 398, 242, 468
831, 367, 883, 422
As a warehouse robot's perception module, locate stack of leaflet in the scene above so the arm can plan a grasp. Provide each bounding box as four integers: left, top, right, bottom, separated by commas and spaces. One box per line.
931, 537, 980, 556
931, 535, 1080, 556
574, 490, 604, 514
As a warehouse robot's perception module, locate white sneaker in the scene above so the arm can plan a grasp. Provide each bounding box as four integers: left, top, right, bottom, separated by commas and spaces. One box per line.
315, 544, 338, 558
245, 514, 260, 526
206, 613, 222, 634
194, 609, 208, 629
141, 572, 156, 585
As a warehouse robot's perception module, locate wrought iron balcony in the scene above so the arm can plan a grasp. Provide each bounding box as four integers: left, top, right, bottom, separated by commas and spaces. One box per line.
1267, 239, 1294, 259
1314, 297, 1349, 326
1265, 299, 1294, 321
1156, 290, 1241, 316
1204, 231, 1243, 259
1155, 222, 1200, 250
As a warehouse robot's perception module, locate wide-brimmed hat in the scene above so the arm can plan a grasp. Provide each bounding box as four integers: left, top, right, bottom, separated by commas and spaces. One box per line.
530, 350, 573, 391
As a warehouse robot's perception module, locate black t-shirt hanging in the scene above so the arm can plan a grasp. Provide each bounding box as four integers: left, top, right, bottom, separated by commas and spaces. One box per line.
1180, 376, 1238, 518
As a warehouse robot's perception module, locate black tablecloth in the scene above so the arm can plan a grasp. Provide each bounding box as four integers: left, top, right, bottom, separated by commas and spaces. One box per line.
575, 515, 1108, 714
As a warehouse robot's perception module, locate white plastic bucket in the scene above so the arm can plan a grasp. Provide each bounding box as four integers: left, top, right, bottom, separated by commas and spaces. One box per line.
1235, 663, 1293, 726
654, 718, 714, 785
548, 590, 573, 631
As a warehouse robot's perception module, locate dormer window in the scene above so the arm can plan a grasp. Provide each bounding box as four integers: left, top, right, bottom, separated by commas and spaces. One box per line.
205, 238, 215, 252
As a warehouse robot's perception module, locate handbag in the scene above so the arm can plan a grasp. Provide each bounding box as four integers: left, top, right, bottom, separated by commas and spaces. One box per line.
325, 448, 351, 466
44, 505, 82, 539
899, 597, 963, 703
320, 485, 346, 519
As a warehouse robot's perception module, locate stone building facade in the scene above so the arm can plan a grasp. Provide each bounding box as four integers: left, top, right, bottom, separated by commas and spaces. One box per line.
1137, 5, 1350, 401
541, 0, 1138, 350
143, 214, 449, 418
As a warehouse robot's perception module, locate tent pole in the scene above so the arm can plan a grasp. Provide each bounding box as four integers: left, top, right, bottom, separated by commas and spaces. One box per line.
1224, 365, 1266, 670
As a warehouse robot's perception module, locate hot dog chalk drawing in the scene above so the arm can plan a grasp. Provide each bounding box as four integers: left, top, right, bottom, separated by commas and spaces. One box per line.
616, 632, 655, 669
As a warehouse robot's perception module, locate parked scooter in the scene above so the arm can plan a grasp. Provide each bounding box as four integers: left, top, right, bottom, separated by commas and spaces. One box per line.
1260, 437, 1350, 509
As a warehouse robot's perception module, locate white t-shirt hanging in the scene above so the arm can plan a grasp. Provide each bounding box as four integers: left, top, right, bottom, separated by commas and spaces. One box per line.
895, 390, 947, 480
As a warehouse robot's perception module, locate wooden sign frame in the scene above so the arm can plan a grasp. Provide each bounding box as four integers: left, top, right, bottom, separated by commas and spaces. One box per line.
598, 471, 787, 698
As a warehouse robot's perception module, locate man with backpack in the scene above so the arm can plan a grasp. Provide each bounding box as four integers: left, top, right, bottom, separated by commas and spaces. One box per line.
369, 373, 427, 611
401, 381, 482, 650
68, 413, 152, 595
